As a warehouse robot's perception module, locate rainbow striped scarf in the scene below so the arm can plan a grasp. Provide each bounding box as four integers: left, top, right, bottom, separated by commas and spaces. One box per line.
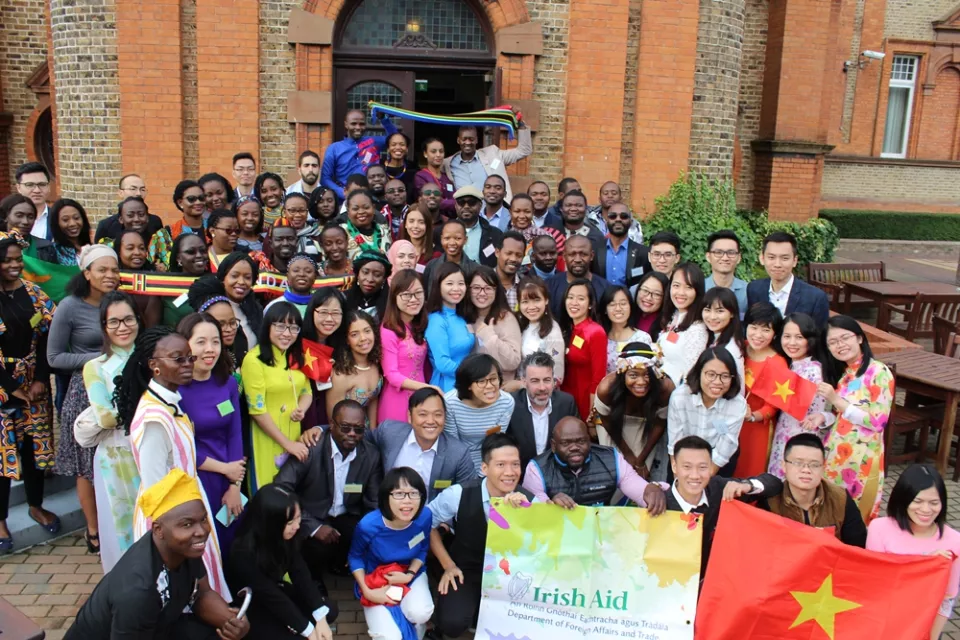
368, 102, 520, 140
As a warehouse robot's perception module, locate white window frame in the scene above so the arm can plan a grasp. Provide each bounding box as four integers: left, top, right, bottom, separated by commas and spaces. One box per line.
881, 55, 920, 159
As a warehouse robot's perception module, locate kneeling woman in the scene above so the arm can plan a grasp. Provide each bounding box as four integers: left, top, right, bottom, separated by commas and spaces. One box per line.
115, 326, 230, 601
228, 483, 335, 640
349, 467, 434, 640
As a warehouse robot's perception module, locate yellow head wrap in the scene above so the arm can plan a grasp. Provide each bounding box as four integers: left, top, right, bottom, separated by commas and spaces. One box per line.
138, 469, 204, 521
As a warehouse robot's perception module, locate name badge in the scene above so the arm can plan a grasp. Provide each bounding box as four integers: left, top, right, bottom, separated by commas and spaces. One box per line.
446, 183, 454, 192
216, 400, 235, 417
434, 480, 452, 490
482, 244, 496, 258
490, 158, 501, 170
362, 151, 372, 165
29, 312, 42, 328
572, 335, 585, 349
631, 266, 645, 277
173, 292, 189, 308
666, 331, 679, 344
344, 483, 363, 494
407, 531, 425, 549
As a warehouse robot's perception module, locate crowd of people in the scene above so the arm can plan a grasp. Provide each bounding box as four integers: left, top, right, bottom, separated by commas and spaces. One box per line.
0, 108, 957, 640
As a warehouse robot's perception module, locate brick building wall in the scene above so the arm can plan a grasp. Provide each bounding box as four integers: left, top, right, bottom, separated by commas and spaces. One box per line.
688, 0, 746, 182
1, 0, 50, 187
181, 0, 200, 179
526, 0, 570, 189
884, 0, 956, 40
616, 0, 643, 205
258, 0, 299, 178
822, 161, 960, 207
49, 0, 123, 220
735, 0, 768, 209
916, 67, 960, 161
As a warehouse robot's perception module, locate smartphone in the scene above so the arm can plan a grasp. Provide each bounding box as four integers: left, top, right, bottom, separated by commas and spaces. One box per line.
386, 586, 404, 602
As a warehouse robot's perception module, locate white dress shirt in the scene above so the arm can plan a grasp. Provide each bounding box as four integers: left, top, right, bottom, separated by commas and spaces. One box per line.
393, 430, 439, 490
768, 275, 795, 317
670, 481, 710, 514
30, 205, 49, 240
329, 444, 357, 517
527, 395, 552, 455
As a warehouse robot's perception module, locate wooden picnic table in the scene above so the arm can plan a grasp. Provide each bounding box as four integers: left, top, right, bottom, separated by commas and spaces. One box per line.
842, 280, 960, 314
879, 348, 960, 475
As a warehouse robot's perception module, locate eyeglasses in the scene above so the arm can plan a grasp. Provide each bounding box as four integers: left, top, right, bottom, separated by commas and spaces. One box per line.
122, 186, 148, 194
314, 309, 343, 319
218, 318, 240, 330
650, 251, 677, 260
784, 460, 823, 471
456, 197, 480, 206
826, 333, 858, 348
284, 207, 308, 215
335, 422, 366, 435
272, 323, 301, 335
702, 371, 732, 383
386, 187, 407, 194
470, 285, 494, 295
184, 194, 206, 204
157, 355, 199, 365
709, 249, 740, 259
638, 288, 663, 300
607, 212, 632, 220
390, 490, 421, 501
421, 189, 441, 197
473, 375, 500, 389
19, 182, 49, 191
234, 166, 256, 173
607, 300, 630, 309
398, 290, 424, 302
213, 226, 239, 235
105, 316, 138, 329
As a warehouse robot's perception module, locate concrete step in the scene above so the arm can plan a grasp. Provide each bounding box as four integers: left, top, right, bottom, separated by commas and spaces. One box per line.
10, 473, 76, 507
6, 484, 84, 554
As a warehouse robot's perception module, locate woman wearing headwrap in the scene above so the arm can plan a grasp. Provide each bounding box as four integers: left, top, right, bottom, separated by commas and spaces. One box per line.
216, 251, 263, 349
48, 244, 120, 554
386, 239, 417, 283
264, 253, 318, 317
0, 231, 59, 553
593, 342, 673, 483
344, 251, 391, 322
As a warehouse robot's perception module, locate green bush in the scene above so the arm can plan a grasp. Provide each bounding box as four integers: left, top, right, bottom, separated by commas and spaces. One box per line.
819, 209, 960, 241
642, 173, 839, 280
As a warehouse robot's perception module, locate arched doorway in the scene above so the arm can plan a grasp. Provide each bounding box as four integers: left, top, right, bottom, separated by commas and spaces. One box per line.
333, 0, 497, 160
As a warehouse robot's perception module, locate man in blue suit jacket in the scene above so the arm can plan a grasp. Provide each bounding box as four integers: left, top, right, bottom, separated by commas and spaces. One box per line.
746, 231, 830, 326
367, 388, 476, 501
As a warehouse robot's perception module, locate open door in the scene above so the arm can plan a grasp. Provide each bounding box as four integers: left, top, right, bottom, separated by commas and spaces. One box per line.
334, 69, 416, 148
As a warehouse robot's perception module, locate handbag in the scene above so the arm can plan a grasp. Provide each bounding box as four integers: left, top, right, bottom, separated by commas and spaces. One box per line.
73, 406, 109, 448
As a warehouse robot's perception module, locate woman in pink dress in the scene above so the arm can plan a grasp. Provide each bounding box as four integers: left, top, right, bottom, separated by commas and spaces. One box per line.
378, 269, 434, 423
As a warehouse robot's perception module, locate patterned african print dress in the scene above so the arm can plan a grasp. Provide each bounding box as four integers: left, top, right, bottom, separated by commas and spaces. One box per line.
0, 281, 55, 479
823, 358, 894, 522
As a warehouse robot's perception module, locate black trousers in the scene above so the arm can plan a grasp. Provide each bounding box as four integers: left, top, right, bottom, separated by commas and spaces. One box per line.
0, 434, 44, 521
435, 574, 482, 638
242, 582, 338, 639
301, 513, 360, 578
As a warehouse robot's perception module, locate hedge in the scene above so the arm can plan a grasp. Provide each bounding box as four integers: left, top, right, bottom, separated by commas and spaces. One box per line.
819, 210, 960, 241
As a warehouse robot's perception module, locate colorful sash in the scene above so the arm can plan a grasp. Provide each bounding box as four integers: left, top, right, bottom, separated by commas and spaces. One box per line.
369, 102, 521, 140
118, 271, 352, 299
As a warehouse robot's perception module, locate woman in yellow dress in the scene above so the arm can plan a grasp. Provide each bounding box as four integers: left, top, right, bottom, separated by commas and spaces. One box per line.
241, 301, 312, 493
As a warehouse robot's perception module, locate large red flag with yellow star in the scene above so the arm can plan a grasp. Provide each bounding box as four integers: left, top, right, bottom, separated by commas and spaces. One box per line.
750, 355, 817, 421
696, 501, 950, 639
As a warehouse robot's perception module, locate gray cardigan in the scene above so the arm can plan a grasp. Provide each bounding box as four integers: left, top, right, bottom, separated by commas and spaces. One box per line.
47, 295, 103, 372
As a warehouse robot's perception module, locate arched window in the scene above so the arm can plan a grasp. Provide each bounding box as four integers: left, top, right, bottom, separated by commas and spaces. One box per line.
340, 0, 489, 52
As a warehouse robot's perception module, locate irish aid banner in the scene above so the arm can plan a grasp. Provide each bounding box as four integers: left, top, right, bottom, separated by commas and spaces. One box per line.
476, 502, 702, 640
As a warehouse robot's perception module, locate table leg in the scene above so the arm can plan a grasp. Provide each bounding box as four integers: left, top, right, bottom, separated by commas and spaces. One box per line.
935, 392, 959, 476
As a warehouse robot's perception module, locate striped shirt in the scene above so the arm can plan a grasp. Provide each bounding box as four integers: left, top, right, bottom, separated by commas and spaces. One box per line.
666, 384, 748, 467
443, 389, 516, 474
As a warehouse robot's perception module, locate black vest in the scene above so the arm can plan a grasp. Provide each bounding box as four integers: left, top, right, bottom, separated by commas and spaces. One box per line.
533, 445, 618, 506
450, 479, 534, 570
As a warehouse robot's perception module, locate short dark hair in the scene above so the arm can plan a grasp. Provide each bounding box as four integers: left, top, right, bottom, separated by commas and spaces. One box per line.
378, 467, 427, 521
673, 435, 713, 457
331, 398, 364, 422
531, 234, 557, 251
762, 230, 797, 255
455, 353, 502, 401
16, 162, 50, 182
558, 177, 579, 193
298, 150, 320, 165
686, 347, 742, 399
527, 181, 550, 196
232, 152, 255, 166
887, 464, 948, 535
518, 351, 555, 378
559, 189, 587, 209
649, 230, 681, 253
481, 433, 519, 463
783, 433, 826, 459
707, 230, 741, 252
497, 230, 526, 251
345, 174, 369, 189
781, 313, 820, 364
744, 302, 783, 335
458, 125, 478, 137
173, 179, 202, 210
484, 174, 506, 188
409, 386, 446, 413
118, 174, 141, 189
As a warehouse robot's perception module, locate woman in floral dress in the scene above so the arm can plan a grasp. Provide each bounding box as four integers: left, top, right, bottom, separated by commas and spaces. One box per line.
814, 315, 894, 522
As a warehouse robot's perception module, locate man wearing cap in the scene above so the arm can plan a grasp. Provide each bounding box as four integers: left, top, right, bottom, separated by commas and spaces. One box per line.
454, 185, 502, 268
64, 470, 252, 640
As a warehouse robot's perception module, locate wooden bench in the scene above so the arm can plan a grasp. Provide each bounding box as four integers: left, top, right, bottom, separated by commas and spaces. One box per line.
806, 262, 888, 312
878, 293, 960, 342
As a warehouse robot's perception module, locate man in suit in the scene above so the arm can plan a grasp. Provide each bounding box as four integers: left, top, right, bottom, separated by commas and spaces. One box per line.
443, 118, 532, 203
586, 181, 644, 244
453, 185, 503, 268
666, 435, 782, 578
275, 399, 381, 578
507, 352, 578, 478
746, 230, 830, 326
546, 235, 610, 316
527, 181, 565, 232
522, 417, 667, 510
559, 189, 605, 257
93, 174, 165, 243
368, 387, 476, 501
593, 202, 652, 288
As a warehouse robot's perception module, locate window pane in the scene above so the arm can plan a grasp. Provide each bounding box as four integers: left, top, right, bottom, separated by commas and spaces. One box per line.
891, 56, 916, 83
342, 0, 488, 51
347, 82, 403, 137
882, 86, 910, 155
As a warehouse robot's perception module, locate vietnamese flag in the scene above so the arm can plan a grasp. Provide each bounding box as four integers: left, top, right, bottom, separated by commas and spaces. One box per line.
750, 356, 817, 421
292, 338, 333, 385
696, 501, 950, 640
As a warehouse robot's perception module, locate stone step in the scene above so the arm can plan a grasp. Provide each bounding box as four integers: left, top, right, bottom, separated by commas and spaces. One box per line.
6, 487, 84, 553
10, 474, 77, 508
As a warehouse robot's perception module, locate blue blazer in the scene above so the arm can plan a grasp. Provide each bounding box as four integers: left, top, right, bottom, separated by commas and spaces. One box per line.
746, 277, 830, 326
